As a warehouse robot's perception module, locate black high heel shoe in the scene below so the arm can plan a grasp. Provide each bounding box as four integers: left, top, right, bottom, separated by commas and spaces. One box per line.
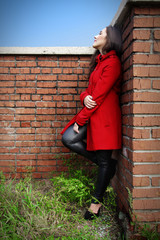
84, 207, 101, 220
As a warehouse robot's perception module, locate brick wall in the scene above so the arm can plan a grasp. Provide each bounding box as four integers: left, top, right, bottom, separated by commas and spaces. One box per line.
0, 54, 91, 178
112, 3, 160, 230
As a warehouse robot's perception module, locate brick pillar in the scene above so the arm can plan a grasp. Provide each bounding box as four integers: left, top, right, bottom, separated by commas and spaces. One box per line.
112, 0, 160, 230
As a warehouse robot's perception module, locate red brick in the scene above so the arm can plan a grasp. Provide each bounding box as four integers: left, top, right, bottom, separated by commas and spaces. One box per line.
152, 129, 160, 138
16, 81, 36, 87
37, 61, 57, 67
0, 75, 15, 80
36, 102, 55, 108
131, 152, 160, 162
37, 166, 56, 172
154, 30, 160, 39
0, 88, 15, 94
135, 211, 160, 222
52, 68, 62, 74
15, 115, 35, 121
58, 75, 78, 80
0, 62, 15, 67
63, 95, 73, 101
37, 160, 56, 166
134, 66, 160, 77
17, 167, 36, 172
0, 101, 14, 107
0, 68, 9, 73
31, 68, 41, 74
37, 89, 56, 94
152, 177, 160, 186
36, 128, 53, 134
133, 116, 160, 127
74, 69, 83, 74
16, 75, 35, 81
59, 56, 78, 61
132, 104, 160, 114
16, 101, 35, 108
0, 56, 15, 60
16, 56, 36, 61
16, 61, 36, 67
36, 115, 55, 121
16, 128, 35, 134
56, 102, 76, 108
59, 62, 79, 67
17, 160, 36, 166
37, 109, 55, 115
58, 88, 77, 94
133, 54, 160, 64
133, 29, 151, 40
133, 188, 160, 198
16, 142, 35, 147
15, 109, 35, 115
133, 42, 151, 52
37, 82, 56, 88
0, 81, 14, 87
154, 41, 160, 52
0, 135, 15, 141
134, 7, 160, 15
133, 176, 150, 187
32, 173, 42, 178
16, 135, 35, 141
40, 148, 50, 153
63, 68, 73, 74
0, 141, 14, 147
37, 75, 57, 81
0, 166, 15, 172
21, 95, 30, 100
41, 68, 52, 74
31, 122, 41, 127
133, 92, 160, 102
134, 16, 160, 27
153, 80, 160, 89
16, 88, 35, 94
133, 199, 160, 210
58, 81, 77, 87
133, 163, 160, 175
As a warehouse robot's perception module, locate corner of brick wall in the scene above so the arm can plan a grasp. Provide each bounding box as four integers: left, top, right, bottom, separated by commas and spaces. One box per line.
112, 4, 160, 231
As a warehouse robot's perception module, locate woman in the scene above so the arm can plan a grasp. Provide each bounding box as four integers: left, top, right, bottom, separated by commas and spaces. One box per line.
61, 25, 122, 220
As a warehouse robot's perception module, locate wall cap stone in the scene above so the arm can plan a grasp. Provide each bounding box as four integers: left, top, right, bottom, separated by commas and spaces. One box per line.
111, 0, 160, 26
0, 47, 95, 55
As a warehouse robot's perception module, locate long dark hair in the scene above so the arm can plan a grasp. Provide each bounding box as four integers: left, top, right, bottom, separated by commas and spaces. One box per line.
88, 25, 122, 78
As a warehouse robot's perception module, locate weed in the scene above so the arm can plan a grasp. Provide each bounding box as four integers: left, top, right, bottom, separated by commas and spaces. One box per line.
0, 154, 121, 239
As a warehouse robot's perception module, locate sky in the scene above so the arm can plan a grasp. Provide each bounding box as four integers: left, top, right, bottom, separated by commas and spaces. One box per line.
0, 0, 122, 47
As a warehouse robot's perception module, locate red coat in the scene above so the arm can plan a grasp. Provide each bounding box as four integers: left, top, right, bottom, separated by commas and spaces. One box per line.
61, 50, 122, 151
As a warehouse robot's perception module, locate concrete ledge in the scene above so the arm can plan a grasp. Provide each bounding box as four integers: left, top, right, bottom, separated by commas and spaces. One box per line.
111, 0, 160, 26
0, 47, 95, 55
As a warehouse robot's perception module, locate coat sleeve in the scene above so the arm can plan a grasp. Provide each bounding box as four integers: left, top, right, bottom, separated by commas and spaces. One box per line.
76, 58, 121, 126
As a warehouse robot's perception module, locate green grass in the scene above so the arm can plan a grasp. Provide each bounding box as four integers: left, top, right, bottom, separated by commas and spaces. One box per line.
0, 155, 121, 240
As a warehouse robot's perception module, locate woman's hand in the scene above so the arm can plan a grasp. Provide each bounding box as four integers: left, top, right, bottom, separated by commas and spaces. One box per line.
84, 95, 97, 109
73, 122, 79, 133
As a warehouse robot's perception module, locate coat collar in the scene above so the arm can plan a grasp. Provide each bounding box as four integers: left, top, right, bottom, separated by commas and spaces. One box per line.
96, 50, 116, 62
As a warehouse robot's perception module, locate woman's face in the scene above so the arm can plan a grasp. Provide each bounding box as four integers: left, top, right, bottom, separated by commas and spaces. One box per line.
93, 28, 107, 53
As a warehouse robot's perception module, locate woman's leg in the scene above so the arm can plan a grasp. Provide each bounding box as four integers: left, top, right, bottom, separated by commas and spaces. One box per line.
84, 150, 117, 219
91, 150, 117, 204
62, 124, 98, 165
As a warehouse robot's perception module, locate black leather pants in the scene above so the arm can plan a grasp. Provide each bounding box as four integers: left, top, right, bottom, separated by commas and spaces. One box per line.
62, 124, 117, 203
